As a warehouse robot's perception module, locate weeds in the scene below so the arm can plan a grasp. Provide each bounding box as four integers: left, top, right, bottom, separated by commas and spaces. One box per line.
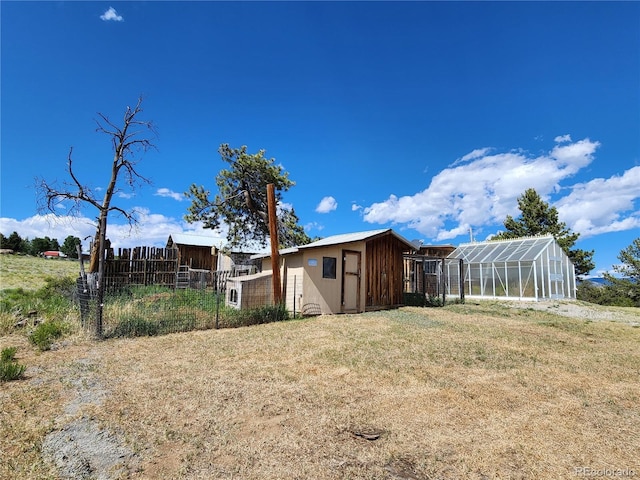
220, 303, 289, 328
1, 346, 26, 381
101, 286, 289, 337
29, 320, 68, 351
0, 276, 76, 325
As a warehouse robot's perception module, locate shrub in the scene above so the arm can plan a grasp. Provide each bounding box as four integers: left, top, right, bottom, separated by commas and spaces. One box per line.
0, 276, 76, 327
29, 320, 67, 351
403, 292, 445, 307
576, 280, 636, 307
107, 316, 160, 338
221, 304, 289, 328
0, 347, 26, 382
1, 346, 18, 362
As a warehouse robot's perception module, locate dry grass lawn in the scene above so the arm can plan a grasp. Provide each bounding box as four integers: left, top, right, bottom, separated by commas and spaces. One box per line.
1, 303, 639, 479
0, 254, 80, 290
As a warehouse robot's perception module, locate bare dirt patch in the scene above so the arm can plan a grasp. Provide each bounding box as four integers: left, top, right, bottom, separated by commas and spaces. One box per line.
504, 299, 640, 324
40, 353, 138, 480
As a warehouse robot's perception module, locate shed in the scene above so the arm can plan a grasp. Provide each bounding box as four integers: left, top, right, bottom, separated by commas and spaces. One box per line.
166, 233, 222, 271
445, 235, 576, 301
253, 229, 415, 315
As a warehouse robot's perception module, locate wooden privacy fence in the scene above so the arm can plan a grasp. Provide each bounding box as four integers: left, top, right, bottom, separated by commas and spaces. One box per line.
105, 246, 179, 290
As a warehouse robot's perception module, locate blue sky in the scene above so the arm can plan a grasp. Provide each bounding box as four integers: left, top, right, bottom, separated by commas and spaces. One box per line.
1, 1, 639, 276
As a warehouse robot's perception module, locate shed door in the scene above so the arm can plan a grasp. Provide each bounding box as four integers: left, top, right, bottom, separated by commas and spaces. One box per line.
341, 250, 361, 313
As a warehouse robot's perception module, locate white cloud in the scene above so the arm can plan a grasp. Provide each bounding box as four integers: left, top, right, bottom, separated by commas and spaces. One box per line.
304, 222, 324, 232
550, 138, 600, 174
452, 147, 493, 166
316, 196, 337, 213
351, 203, 362, 212
0, 210, 224, 252
0, 214, 97, 250
100, 7, 124, 22
155, 188, 184, 202
118, 192, 135, 199
360, 137, 635, 242
555, 166, 640, 238
554, 134, 572, 143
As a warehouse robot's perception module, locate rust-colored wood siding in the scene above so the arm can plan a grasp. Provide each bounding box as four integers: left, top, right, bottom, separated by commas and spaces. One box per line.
177, 245, 216, 271
365, 235, 407, 309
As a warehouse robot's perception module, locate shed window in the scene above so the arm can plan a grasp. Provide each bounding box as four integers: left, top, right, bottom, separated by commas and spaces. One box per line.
323, 257, 337, 279
229, 288, 238, 304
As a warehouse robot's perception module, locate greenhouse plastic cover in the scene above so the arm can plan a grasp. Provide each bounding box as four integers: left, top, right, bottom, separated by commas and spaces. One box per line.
448, 236, 558, 264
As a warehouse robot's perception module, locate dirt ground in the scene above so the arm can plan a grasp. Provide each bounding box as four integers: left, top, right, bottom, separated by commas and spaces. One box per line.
504, 299, 640, 324
2, 300, 639, 479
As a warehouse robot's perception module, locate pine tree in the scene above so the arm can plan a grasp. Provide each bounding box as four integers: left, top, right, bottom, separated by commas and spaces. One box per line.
185, 144, 311, 249
494, 188, 594, 277
603, 238, 640, 306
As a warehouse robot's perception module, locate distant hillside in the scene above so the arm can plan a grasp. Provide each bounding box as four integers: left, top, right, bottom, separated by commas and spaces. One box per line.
582, 277, 633, 287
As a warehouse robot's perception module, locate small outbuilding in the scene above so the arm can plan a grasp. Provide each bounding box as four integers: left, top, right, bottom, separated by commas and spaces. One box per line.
444, 235, 576, 301
252, 228, 415, 315
166, 233, 221, 271
43, 251, 67, 259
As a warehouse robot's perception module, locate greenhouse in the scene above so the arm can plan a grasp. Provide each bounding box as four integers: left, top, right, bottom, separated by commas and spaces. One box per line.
444, 236, 576, 301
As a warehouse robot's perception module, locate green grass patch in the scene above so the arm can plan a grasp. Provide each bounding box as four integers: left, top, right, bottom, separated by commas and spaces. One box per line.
0, 346, 26, 381
0, 276, 78, 336
101, 285, 289, 338
28, 320, 69, 351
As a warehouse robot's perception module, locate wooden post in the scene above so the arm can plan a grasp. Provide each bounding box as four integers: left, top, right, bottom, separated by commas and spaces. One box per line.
441, 257, 446, 306
95, 215, 106, 338
267, 184, 282, 305
459, 258, 465, 303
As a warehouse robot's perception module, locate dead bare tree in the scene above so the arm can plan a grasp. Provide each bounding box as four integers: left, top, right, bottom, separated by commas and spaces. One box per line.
37, 97, 156, 337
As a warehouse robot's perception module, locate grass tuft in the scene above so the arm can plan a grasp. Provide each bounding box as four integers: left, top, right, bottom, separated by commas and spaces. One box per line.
28, 320, 68, 351
0, 346, 26, 381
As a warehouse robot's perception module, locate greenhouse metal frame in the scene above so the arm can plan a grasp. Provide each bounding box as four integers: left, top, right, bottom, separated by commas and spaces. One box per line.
444, 236, 576, 301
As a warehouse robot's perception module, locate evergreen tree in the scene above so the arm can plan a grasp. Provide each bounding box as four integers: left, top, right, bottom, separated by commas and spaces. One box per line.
603, 238, 640, 307
185, 144, 311, 249
61, 235, 82, 258
30, 237, 58, 255
4, 231, 24, 252
494, 188, 594, 277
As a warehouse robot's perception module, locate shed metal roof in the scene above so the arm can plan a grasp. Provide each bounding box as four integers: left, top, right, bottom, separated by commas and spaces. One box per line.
251, 229, 415, 259
301, 229, 414, 249
167, 233, 226, 248
448, 235, 564, 263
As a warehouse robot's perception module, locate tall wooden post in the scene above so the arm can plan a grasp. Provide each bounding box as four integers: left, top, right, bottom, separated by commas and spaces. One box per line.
95, 215, 106, 338
267, 184, 282, 304
459, 258, 465, 303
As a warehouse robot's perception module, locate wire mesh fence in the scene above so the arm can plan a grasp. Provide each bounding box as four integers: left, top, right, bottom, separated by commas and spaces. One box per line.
403, 256, 465, 306
76, 270, 288, 338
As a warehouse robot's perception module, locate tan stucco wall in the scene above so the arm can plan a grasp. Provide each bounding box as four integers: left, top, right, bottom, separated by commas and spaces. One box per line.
261, 241, 368, 315
282, 255, 304, 314
303, 246, 345, 314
